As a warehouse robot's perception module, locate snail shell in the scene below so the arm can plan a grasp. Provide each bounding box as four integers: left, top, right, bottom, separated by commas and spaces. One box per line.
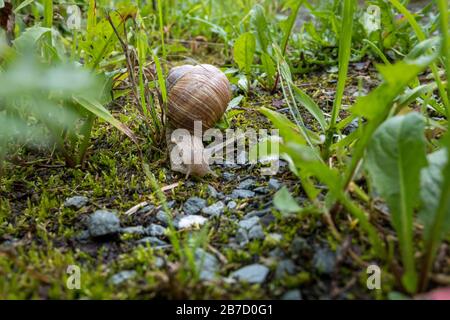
166, 64, 231, 132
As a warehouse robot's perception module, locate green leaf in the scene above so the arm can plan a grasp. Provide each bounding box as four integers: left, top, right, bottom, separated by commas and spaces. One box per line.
280, 0, 303, 54
14, 0, 35, 13
259, 107, 306, 146
260, 52, 276, 87
274, 187, 302, 214
291, 82, 327, 132
233, 32, 256, 76
419, 148, 450, 241
0, 1, 4, 9
250, 4, 272, 54
73, 96, 138, 145
13, 26, 51, 53
366, 112, 427, 293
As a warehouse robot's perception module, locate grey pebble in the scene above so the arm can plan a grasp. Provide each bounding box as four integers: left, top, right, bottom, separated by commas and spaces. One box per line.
231, 189, 255, 199
137, 236, 169, 248
87, 210, 120, 237
281, 289, 302, 300
230, 264, 269, 284
237, 178, 256, 190
110, 270, 137, 285
64, 196, 88, 210
313, 248, 336, 275
227, 201, 237, 210
248, 224, 265, 240
195, 248, 219, 281
238, 216, 260, 230
145, 224, 166, 237
275, 259, 297, 279
202, 201, 225, 216
183, 197, 207, 215
120, 226, 146, 235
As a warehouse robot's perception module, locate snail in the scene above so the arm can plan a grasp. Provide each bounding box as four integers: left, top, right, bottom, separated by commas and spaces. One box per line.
165, 64, 232, 178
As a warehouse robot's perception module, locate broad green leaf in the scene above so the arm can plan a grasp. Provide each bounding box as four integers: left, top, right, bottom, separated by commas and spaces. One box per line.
419, 140, 450, 288
73, 96, 138, 145
233, 32, 256, 76
261, 52, 276, 87
274, 186, 302, 214
13, 26, 51, 53
250, 4, 272, 53
419, 148, 450, 241
0, 0, 4, 8
366, 112, 427, 293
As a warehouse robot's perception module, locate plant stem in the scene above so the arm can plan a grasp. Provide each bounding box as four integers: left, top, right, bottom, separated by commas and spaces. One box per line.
323, 0, 355, 160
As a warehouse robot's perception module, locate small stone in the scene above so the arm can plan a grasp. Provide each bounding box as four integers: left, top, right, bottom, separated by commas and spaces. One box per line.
230, 264, 269, 284
176, 215, 207, 230
343, 118, 360, 135
238, 216, 260, 230
268, 178, 281, 190
231, 189, 255, 199
236, 228, 249, 246
207, 185, 218, 198
281, 289, 302, 300
137, 236, 169, 248
137, 204, 155, 214
248, 225, 265, 240
87, 210, 120, 237
253, 186, 269, 194
313, 248, 336, 275
120, 226, 146, 235
223, 172, 235, 181
237, 178, 256, 190
195, 248, 219, 281
244, 208, 271, 219
64, 196, 88, 210
227, 201, 237, 210
202, 201, 225, 216
275, 259, 297, 279
183, 197, 207, 215
145, 224, 166, 237
110, 270, 137, 285
156, 211, 170, 226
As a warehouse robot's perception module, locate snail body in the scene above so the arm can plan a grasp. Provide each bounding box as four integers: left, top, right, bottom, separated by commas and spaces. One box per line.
166, 64, 232, 178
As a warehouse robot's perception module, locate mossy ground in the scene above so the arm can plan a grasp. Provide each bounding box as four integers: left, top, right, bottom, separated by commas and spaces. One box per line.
1, 51, 447, 300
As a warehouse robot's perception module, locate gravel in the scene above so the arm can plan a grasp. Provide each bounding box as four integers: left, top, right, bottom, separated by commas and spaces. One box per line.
236, 228, 249, 246
231, 189, 255, 199
201, 201, 225, 216
313, 248, 336, 275
64, 196, 88, 210
120, 226, 146, 235
281, 289, 302, 300
248, 225, 265, 240
275, 259, 297, 279
227, 201, 237, 210
183, 197, 207, 215
195, 248, 219, 281
176, 215, 207, 230
145, 224, 166, 237
110, 270, 137, 285
230, 264, 269, 284
87, 210, 121, 237
237, 178, 256, 190
137, 236, 169, 248
206, 185, 218, 198
238, 216, 260, 230
156, 211, 170, 226
268, 178, 282, 190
